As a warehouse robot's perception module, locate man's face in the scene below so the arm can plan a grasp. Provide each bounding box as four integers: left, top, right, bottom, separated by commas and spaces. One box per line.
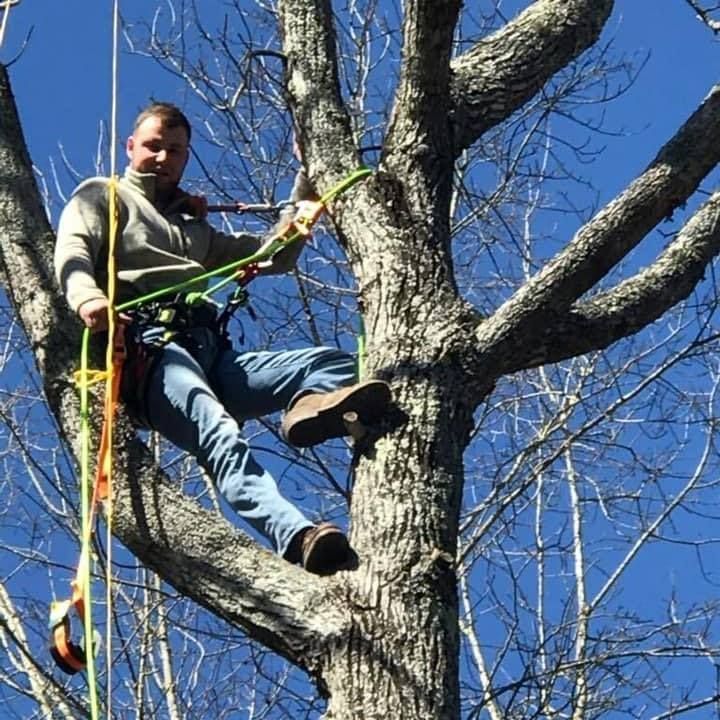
126, 115, 189, 193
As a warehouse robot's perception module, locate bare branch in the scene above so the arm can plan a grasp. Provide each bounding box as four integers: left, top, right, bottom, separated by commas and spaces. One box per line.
472, 83, 720, 376
450, 0, 614, 154
519, 189, 720, 369
278, 0, 359, 187
682, 0, 720, 33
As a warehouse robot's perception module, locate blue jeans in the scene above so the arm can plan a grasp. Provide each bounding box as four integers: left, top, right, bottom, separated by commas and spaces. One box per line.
140, 327, 356, 555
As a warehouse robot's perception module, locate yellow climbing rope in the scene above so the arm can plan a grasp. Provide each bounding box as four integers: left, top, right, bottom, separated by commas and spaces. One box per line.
102, 3, 122, 715
50, 4, 123, 720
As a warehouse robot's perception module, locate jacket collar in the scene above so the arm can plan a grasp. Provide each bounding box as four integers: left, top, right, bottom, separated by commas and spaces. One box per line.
122, 166, 158, 201
122, 166, 188, 212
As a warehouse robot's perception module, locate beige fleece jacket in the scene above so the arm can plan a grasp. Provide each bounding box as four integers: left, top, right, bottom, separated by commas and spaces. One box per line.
55, 167, 306, 313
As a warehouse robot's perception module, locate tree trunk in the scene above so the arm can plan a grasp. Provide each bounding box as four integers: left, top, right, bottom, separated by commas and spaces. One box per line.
324, 373, 474, 718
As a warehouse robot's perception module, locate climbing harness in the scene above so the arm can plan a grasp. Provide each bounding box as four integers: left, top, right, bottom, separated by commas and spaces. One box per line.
215, 262, 260, 338
119, 295, 227, 426
49, 165, 372, 690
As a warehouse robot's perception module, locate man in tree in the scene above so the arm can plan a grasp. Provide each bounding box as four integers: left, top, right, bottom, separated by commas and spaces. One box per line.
53, 101, 391, 575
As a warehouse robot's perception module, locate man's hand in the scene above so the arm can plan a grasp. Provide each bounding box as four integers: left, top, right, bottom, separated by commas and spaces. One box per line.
78, 298, 130, 333
79, 298, 110, 332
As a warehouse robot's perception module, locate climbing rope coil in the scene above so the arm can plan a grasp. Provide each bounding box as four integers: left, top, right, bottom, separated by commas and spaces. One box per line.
48, 167, 372, 698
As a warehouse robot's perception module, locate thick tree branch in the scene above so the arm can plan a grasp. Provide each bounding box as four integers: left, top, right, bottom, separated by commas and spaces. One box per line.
114, 431, 348, 673
450, 0, 613, 154
278, 0, 359, 189
500, 189, 720, 371
383, 0, 461, 214
471, 83, 720, 376
0, 63, 338, 674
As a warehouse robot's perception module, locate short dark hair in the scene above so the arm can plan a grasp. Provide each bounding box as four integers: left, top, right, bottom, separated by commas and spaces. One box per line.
133, 102, 191, 142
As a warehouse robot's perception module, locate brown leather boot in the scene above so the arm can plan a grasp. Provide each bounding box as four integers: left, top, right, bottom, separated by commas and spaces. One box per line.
283, 523, 353, 575
281, 379, 391, 448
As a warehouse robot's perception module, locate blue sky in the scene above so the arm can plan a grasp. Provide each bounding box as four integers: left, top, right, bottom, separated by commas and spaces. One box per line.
7, 1, 170, 176
596, 2, 720, 196
2, 1, 720, 716
3, 0, 718, 209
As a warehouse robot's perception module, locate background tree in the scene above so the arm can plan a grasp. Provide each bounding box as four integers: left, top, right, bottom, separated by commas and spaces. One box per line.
2, 1, 720, 718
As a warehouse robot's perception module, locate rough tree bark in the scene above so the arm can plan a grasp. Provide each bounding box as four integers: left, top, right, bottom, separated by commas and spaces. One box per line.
2, 1, 720, 718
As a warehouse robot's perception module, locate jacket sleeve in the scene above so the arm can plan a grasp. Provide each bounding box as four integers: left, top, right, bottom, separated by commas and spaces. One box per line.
200, 227, 264, 271
54, 179, 110, 313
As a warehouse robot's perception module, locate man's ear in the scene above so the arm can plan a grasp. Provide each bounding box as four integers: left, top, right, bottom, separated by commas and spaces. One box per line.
126, 135, 134, 161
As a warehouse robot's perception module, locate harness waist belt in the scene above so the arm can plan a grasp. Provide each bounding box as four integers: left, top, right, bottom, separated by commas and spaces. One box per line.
128, 294, 219, 331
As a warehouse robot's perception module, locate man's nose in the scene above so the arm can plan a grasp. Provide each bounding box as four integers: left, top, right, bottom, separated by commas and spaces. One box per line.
155, 149, 167, 162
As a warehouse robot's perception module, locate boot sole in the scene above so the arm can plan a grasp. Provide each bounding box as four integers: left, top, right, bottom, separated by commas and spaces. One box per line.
286, 380, 391, 448
303, 525, 352, 576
